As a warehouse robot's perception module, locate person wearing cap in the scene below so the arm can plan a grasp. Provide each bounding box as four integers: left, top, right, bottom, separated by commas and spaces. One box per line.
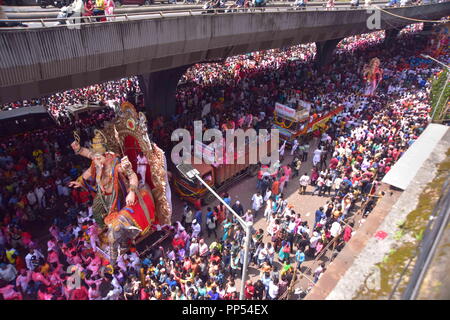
231, 200, 244, 217
191, 220, 201, 239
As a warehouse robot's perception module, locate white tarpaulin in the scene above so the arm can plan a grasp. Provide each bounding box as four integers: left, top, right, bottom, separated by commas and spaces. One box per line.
382, 124, 449, 190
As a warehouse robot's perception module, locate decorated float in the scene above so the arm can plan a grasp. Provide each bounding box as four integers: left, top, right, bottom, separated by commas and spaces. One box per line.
69, 102, 172, 263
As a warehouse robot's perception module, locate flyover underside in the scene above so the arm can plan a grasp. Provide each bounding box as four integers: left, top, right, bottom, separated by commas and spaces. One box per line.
0, 3, 449, 104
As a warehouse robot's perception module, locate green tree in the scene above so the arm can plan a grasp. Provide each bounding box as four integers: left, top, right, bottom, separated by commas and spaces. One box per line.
430, 69, 450, 121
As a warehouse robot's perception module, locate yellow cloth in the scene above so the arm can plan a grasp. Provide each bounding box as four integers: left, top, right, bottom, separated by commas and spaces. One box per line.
95, 0, 105, 10
6, 249, 16, 264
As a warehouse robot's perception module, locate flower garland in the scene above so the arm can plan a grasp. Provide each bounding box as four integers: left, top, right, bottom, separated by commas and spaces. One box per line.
273, 111, 296, 129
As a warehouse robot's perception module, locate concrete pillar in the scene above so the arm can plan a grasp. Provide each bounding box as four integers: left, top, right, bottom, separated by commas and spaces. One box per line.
423, 22, 434, 33
138, 64, 192, 118
384, 28, 400, 46
315, 38, 343, 69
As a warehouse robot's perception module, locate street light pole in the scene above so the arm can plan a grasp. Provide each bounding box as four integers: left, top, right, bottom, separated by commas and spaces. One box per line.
176, 164, 253, 300
420, 54, 450, 121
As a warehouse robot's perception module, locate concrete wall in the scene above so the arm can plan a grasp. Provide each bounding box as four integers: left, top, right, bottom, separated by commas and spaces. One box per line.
0, 3, 449, 103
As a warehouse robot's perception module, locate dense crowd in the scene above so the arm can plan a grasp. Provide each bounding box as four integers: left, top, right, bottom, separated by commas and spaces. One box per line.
0, 77, 139, 123
0, 22, 448, 299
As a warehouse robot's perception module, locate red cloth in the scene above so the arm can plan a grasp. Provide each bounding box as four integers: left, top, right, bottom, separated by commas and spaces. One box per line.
70, 286, 89, 300
343, 226, 352, 242
105, 188, 157, 232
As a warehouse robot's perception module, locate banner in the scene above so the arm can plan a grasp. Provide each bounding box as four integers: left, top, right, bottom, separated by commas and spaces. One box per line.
275, 102, 296, 119
298, 100, 312, 111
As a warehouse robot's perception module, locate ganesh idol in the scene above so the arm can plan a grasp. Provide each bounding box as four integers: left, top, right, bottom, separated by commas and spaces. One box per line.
68, 103, 172, 263
69, 130, 143, 229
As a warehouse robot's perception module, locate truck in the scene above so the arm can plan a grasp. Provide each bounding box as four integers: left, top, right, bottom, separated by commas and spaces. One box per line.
172, 134, 277, 205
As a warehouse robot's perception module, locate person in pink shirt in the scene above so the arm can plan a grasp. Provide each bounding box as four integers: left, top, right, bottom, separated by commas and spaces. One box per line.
86, 254, 102, 276
47, 238, 57, 252
0, 284, 23, 300
37, 285, 53, 300
87, 222, 99, 252
15, 269, 31, 294
49, 225, 60, 241
48, 268, 64, 288
283, 165, 292, 186
31, 270, 51, 287
47, 249, 60, 265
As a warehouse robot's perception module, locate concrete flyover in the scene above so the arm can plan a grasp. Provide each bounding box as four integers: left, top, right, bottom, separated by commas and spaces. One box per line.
0, 3, 449, 116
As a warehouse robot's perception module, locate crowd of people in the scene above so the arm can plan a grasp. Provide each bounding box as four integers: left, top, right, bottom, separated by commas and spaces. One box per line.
0, 21, 448, 299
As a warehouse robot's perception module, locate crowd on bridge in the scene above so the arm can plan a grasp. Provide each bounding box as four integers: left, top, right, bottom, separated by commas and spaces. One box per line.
0, 21, 448, 299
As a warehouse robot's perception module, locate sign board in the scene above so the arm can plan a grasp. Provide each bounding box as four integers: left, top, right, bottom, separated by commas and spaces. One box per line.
298, 100, 312, 111
275, 102, 296, 119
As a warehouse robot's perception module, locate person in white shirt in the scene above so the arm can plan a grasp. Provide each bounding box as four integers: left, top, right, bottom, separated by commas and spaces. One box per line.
198, 239, 209, 257
309, 231, 321, 250
35, 185, 46, 208
333, 176, 343, 194
264, 198, 273, 222
191, 220, 201, 239
290, 139, 299, 156
330, 221, 342, 238
27, 190, 37, 208
136, 152, 148, 186
257, 245, 268, 266
251, 192, 264, 215
263, 189, 272, 202
278, 141, 287, 161
298, 173, 310, 194
268, 278, 279, 300
189, 238, 199, 256
312, 148, 322, 167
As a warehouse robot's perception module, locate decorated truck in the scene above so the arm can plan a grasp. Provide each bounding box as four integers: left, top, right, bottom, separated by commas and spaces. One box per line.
272, 101, 344, 144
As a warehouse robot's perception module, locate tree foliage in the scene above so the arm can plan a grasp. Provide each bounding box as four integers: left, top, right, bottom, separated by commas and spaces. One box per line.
430, 69, 450, 121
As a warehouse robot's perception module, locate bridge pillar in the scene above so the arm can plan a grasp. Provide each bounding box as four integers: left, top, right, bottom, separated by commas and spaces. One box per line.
138, 64, 192, 118
315, 38, 343, 69
384, 28, 400, 46
423, 22, 434, 33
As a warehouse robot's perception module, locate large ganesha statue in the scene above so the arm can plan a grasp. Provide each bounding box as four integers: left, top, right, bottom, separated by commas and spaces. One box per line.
69, 102, 172, 262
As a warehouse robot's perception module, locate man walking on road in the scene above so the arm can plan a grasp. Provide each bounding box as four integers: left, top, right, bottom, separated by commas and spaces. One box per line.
299, 173, 310, 195
251, 192, 264, 217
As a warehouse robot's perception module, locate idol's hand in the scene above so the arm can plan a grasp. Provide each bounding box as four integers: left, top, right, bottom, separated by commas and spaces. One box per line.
68, 181, 82, 189
126, 191, 136, 206
71, 141, 81, 152
121, 156, 132, 171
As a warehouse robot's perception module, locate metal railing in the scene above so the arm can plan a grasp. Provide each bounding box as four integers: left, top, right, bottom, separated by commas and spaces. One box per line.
0, 2, 428, 29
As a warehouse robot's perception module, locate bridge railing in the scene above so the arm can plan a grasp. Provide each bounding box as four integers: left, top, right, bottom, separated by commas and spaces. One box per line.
0, 3, 430, 29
